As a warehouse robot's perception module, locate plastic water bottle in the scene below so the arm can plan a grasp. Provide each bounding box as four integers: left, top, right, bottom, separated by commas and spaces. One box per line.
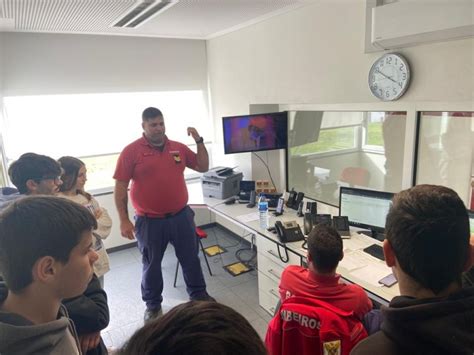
258, 195, 269, 229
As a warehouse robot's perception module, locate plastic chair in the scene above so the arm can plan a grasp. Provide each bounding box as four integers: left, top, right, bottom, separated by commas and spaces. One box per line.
339, 167, 370, 187
173, 227, 213, 287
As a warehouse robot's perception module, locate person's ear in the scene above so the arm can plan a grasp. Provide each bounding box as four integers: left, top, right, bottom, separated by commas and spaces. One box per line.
141, 121, 145, 130
25, 179, 38, 193
383, 239, 397, 268
462, 240, 474, 272
32, 256, 58, 284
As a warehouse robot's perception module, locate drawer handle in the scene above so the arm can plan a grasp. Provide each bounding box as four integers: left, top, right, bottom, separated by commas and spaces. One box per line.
267, 249, 280, 259
268, 269, 281, 279
269, 289, 280, 298
269, 306, 276, 314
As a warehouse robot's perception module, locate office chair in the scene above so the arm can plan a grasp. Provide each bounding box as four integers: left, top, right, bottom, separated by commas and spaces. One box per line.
173, 227, 213, 287
339, 167, 370, 187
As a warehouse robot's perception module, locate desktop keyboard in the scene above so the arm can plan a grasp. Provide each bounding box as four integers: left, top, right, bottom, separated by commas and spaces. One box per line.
363, 244, 385, 261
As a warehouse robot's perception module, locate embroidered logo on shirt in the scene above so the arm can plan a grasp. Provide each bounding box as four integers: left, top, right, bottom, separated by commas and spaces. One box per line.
323, 340, 341, 355
170, 150, 181, 163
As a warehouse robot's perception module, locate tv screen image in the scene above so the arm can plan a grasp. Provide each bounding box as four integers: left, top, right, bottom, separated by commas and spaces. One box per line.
222, 112, 288, 154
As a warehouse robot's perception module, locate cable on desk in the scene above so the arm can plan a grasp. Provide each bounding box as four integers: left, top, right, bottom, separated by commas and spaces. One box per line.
277, 243, 289, 263
252, 152, 277, 191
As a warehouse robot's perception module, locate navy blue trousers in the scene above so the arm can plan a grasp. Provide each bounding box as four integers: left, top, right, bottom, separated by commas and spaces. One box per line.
135, 206, 207, 310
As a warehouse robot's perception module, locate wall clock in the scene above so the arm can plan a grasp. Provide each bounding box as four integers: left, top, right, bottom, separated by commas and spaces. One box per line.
368, 53, 410, 101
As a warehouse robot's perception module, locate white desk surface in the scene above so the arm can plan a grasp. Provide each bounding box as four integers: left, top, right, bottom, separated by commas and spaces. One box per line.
187, 182, 400, 304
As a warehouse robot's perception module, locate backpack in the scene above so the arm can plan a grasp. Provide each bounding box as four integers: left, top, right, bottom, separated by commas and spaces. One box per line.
265, 296, 368, 355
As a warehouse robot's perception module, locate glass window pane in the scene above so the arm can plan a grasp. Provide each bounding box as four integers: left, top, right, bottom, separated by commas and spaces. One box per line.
287, 111, 406, 206
416, 111, 474, 208
366, 112, 385, 147
3, 91, 210, 190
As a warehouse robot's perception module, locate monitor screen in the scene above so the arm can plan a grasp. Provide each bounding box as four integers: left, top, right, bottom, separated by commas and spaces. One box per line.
339, 187, 394, 240
222, 112, 288, 154
468, 210, 474, 235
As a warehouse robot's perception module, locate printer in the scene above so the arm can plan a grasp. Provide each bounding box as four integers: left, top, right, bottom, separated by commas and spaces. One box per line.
201, 167, 243, 199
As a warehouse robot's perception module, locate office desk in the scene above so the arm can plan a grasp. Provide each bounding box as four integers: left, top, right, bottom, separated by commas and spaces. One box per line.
187, 183, 399, 315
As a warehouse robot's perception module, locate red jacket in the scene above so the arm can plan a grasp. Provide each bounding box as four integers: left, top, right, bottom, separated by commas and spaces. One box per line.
265, 296, 367, 355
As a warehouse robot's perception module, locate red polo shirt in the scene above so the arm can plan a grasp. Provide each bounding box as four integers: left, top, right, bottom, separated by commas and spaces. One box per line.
113, 135, 198, 216
279, 265, 372, 320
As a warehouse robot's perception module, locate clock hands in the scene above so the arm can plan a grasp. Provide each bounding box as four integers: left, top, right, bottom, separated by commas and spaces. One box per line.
374, 68, 397, 84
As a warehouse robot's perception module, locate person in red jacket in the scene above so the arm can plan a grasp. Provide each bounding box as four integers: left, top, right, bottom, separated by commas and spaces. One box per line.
279, 224, 372, 320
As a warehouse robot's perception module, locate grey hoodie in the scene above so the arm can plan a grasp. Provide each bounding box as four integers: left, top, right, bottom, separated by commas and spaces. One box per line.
0, 282, 82, 355
0, 188, 21, 212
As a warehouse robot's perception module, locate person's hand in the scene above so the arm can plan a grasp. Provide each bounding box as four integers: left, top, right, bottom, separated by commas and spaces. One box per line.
79, 331, 101, 353
187, 127, 201, 142
120, 219, 135, 240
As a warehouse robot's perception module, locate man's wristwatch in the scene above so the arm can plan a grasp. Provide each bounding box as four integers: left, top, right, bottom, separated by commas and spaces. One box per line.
195, 137, 204, 144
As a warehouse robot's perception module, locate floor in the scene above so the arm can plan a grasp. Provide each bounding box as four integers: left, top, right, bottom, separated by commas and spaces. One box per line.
102, 225, 272, 349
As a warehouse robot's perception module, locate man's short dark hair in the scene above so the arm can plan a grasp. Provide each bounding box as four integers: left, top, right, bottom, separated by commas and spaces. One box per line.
120, 301, 267, 355
142, 107, 163, 121
0, 196, 97, 292
307, 224, 343, 273
386, 184, 470, 294
8, 153, 62, 194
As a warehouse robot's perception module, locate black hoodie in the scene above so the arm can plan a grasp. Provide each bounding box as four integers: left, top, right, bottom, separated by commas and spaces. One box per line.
351, 287, 474, 355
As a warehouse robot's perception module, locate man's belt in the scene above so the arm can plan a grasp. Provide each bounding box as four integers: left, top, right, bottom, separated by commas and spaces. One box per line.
137, 206, 186, 219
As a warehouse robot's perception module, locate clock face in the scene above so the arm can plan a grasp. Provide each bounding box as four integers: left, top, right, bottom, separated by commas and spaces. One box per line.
368, 53, 410, 101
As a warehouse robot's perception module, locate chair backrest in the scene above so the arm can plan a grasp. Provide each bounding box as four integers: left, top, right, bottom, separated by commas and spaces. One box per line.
339, 167, 370, 187
265, 296, 367, 355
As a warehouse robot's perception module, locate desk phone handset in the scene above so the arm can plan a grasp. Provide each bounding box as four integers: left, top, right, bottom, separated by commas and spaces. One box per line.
274, 220, 304, 243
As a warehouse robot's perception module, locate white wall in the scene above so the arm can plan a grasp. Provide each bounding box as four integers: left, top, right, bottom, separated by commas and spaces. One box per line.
2, 33, 208, 96
207, 1, 474, 184
1, 32, 211, 249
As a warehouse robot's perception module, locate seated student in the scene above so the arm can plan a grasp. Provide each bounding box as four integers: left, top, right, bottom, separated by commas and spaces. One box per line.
0, 152, 63, 211
120, 301, 267, 355
351, 185, 474, 354
279, 224, 372, 320
0, 196, 99, 354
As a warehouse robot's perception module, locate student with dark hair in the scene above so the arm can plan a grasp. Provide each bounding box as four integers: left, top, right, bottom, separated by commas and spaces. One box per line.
120, 301, 267, 355
279, 224, 372, 320
0, 196, 99, 354
351, 185, 474, 354
0, 152, 63, 210
58, 156, 112, 286
8, 152, 62, 195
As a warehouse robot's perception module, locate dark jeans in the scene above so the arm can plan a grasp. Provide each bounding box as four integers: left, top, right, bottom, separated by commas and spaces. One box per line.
135, 206, 207, 310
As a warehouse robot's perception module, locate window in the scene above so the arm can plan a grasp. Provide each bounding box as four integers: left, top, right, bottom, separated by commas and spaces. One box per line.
364, 112, 385, 149
287, 110, 406, 206
2, 90, 211, 190
416, 111, 473, 208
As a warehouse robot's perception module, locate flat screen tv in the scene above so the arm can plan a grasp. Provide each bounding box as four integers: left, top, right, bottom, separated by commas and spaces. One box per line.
222, 112, 288, 154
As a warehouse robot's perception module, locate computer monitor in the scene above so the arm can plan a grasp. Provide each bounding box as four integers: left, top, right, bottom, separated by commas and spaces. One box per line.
222, 112, 288, 154
468, 210, 474, 235
339, 186, 394, 241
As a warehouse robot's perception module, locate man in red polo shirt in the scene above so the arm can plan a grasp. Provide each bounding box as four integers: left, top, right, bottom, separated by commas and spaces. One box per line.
279, 224, 372, 320
114, 107, 214, 322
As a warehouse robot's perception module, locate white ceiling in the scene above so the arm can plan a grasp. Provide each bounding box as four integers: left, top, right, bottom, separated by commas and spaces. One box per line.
0, 0, 312, 40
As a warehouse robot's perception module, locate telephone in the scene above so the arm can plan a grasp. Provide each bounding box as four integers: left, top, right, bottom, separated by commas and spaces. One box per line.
286, 189, 297, 209
332, 216, 350, 237
274, 220, 304, 243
